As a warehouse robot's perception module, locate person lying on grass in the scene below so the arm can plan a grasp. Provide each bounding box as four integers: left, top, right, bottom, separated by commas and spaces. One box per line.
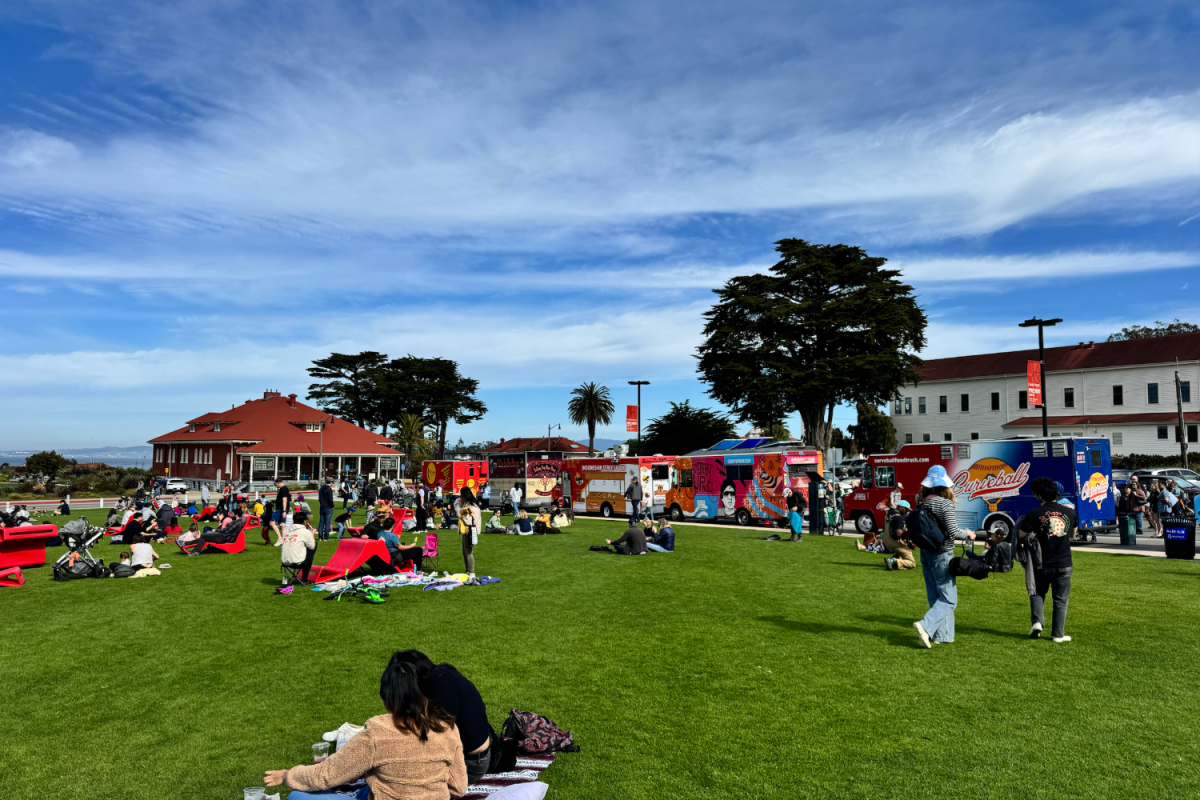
607, 520, 648, 555
264, 659, 467, 800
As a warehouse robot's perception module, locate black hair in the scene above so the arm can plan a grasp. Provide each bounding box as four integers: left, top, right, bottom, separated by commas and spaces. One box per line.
1030, 476, 1059, 502
383, 517, 396, 530
293, 510, 308, 524
460, 487, 476, 505
390, 649, 436, 679
379, 657, 453, 742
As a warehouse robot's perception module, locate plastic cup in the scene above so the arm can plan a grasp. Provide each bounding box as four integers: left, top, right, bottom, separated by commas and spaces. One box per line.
244, 789, 265, 800
313, 742, 331, 763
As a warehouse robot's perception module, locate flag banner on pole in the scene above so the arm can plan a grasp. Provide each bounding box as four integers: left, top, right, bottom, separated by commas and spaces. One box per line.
626, 405, 638, 432
1027, 360, 1042, 406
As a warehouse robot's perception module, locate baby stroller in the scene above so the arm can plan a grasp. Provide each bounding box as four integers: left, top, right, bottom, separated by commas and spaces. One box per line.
53, 517, 110, 581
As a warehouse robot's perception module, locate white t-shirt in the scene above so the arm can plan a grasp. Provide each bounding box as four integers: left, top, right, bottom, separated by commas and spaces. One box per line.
131, 542, 155, 567
121, 510, 134, 525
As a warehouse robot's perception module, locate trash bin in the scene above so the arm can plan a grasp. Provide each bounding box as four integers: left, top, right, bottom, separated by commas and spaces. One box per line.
1117, 514, 1136, 546
1162, 516, 1196, 560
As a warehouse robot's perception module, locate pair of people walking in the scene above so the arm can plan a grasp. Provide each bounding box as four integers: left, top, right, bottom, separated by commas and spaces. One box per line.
910, 466, 1074, 648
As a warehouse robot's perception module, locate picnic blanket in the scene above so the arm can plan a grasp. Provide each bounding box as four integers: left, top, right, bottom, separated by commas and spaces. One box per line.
464, 757, 554, 799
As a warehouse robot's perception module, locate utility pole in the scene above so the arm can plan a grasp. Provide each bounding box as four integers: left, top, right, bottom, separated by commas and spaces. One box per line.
1018, 317, 1062, 437
547, 423, 560, 451
628, 380, 650, 455
1176, 370, 1189, 469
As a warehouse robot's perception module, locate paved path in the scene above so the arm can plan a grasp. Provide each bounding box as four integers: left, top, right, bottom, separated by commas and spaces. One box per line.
591, 515, 1197, 560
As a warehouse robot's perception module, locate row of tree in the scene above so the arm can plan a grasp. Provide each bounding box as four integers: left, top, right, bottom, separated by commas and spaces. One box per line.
307, 353, 486, 460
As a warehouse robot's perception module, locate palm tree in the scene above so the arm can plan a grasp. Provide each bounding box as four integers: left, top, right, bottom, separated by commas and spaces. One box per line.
392, 413, 437, 474
567, 382, 615, 456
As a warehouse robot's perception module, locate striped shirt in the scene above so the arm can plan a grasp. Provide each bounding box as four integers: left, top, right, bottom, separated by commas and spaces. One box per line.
922, 495, 969, 553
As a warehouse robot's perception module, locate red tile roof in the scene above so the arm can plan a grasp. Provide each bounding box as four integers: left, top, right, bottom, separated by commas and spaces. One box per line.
1003, 412, 1200, 427
481, 437, 590, 453
148, 393, 399, 456
916, 332, 1200, 382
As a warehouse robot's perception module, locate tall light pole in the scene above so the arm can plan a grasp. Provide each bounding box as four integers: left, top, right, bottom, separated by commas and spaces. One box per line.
1176, 370, 1189, 469
546, 423, 560, 450
1018, 317, 1062, 437
318, 415, 334, 482
628, 380, 650, 455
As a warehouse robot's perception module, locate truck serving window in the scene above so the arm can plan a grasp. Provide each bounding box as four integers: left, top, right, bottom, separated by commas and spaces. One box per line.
651, 465, 668, 480
786, 463, 808, 478
875, 466, 896, 489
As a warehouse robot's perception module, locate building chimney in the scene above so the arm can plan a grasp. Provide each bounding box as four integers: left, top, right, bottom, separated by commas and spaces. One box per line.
288, 393, 298, 407
263, 390, 281, 400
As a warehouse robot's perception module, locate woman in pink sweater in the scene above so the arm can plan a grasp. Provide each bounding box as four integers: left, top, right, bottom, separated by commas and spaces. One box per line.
264, 661, 468, 800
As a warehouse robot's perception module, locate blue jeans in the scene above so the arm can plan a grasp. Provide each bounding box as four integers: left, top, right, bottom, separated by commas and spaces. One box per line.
319, 507, 333, 540
919, 549, 957, 643
1132, 511, 1143, 534
646, 543, 670, 553
286, 789, 369, 800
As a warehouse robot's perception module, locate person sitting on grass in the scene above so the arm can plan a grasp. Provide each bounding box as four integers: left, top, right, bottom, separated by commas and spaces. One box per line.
55, 499, 71, 516
647, 519, 675, 552
391, 650, 493, 786
512, 510, 533, 535
334, 507, 356, 538
129, 533, 159, 573
380, 517, 424, 572
264, 659, 467, 800
550, 506, 572, 529
106, 508, 122, 528
279, 509, 318, 584
533, 509, 553, 534
485, 511, 505, 533
607, 521, 648, 555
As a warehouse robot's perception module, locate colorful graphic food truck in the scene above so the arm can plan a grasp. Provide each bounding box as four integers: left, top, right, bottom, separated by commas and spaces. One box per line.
421, 460, 489, 496
559, 456, 674, 518
664, 439, 826, 526
844, 437, 1116, 540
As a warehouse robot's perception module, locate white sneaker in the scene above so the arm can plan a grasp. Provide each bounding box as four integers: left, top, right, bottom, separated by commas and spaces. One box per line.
1029, 622, 1043, 639
913, 622, 932, 649
1052, 635, 1072, 643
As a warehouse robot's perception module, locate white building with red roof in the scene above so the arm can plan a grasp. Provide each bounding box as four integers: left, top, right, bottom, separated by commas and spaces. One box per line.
889, 333, 1200, 456
148, 391, 401, 489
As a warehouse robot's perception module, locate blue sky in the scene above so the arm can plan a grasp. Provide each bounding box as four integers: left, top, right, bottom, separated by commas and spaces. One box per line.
1, 0, 1197, 449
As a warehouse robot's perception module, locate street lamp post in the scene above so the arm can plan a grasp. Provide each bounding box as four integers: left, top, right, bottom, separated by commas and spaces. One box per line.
628, 380, 650, 455
547, 423, 560, 450
1018, 317, 1062, 437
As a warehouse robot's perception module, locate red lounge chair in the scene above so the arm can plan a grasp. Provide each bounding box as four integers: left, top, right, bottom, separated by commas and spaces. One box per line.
0, 566, 24, 587
105, 522, 128, 538
244, 515, 261, 530
200, 529, 246, 555
0, 524, 60, 569
308, 538, 400, 583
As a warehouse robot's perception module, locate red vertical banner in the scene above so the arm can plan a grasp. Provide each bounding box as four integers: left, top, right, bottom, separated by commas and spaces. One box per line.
626, 405, 639, 432
1027, 360, 1042, 406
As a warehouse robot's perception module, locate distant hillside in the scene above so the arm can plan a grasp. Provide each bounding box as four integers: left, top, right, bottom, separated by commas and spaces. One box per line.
576, 438, 625, 451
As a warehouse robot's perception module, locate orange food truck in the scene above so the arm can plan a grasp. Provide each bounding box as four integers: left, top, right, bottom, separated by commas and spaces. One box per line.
559, 456, 674, 518
421, 460, 489, 496
664, 438, 825, 525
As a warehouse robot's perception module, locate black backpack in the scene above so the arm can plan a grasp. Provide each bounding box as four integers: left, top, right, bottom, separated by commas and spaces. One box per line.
905, 505, 946, 552
949, 542, 989, 580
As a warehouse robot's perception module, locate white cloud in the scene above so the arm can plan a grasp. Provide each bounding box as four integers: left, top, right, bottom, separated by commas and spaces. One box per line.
0, 128, 78, 168
895, 250, 1200, 282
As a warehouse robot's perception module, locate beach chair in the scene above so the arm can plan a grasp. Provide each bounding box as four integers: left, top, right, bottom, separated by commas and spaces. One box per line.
421, 530, 440, 573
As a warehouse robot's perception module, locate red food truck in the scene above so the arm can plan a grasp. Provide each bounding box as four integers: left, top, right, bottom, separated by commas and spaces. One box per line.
663, 438, 825, 525
421, 460, 489, 496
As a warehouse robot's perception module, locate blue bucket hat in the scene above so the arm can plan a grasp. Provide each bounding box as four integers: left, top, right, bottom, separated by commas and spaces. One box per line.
921, 465, 953, 489
897, 500, 911, 510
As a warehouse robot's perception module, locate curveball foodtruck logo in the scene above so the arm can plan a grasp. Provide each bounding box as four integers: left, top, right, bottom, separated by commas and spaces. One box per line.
952, 458, 1031, 512
1080, 472, 1110, 510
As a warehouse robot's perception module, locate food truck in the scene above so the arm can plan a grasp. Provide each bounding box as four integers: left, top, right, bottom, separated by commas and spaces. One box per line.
843, 437, 1116, 540
559, 456, 675, 518
663, 438, 825, 525
421, 460, 489, 497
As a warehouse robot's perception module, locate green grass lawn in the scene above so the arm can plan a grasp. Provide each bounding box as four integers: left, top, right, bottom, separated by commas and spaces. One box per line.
4, 512, 1200, 799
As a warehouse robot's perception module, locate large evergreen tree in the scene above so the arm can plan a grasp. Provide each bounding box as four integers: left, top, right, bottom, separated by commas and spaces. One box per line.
641, 401, 737, 456
697, 239, 926, 453
306, 351, 387, 428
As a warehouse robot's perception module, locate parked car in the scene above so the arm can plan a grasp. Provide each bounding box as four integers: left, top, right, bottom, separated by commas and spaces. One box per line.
1112, 469, 1133, 489
164, 478, 188, 492
1132, 467, 1200, 482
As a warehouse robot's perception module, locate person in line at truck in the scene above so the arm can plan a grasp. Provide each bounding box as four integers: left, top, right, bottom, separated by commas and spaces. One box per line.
912, 466, 975, 649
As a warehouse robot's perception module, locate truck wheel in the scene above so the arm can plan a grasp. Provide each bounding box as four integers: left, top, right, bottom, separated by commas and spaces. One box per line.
854, 513, 876, 534
669, 505, 683, 522
983, 515, 1012, 539
735, 508, 751, 526
600, 503, 613, 518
